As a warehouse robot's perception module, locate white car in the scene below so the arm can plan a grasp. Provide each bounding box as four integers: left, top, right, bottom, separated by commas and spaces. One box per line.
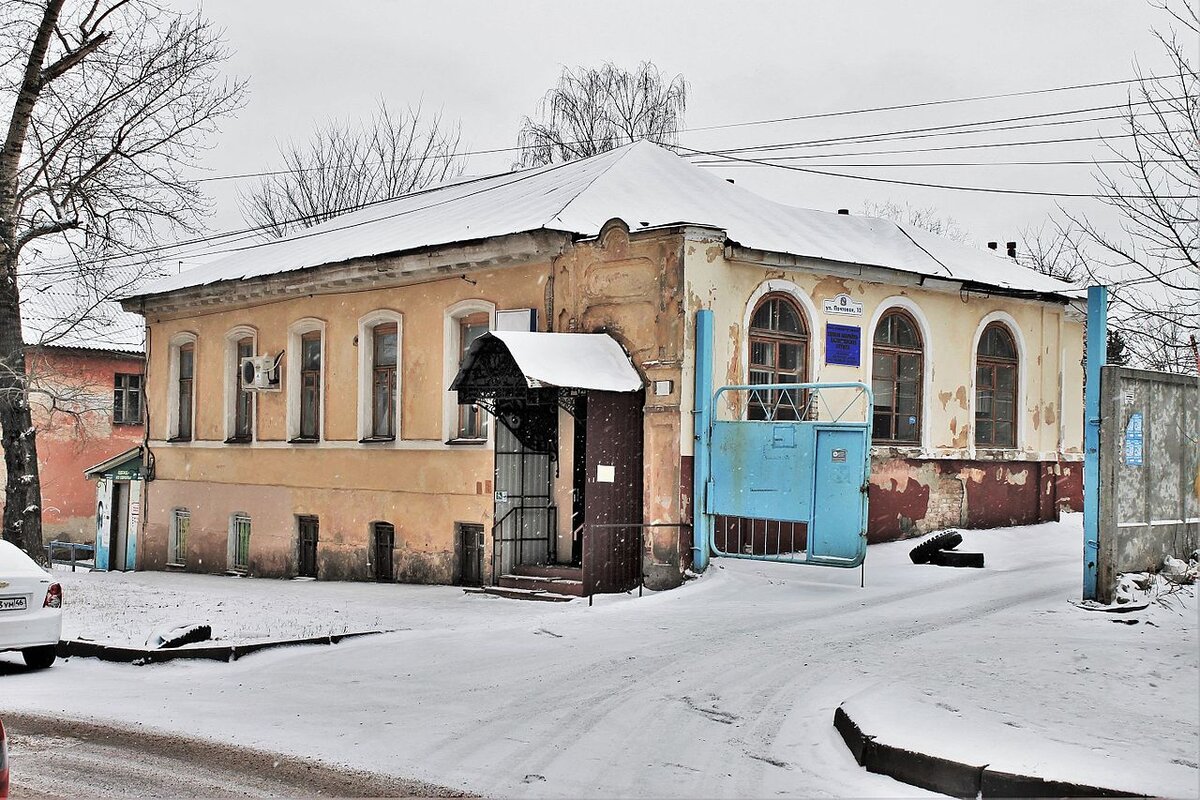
0, 540, 62, 669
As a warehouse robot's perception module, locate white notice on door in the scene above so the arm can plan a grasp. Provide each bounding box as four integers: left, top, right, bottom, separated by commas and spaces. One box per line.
597, 464, 615, 483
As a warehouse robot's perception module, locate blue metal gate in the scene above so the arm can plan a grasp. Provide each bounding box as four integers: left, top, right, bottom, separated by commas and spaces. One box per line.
692, 310, 872, 570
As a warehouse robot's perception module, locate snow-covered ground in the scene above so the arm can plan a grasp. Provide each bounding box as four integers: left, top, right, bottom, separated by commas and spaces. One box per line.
3, 515, 1197, 798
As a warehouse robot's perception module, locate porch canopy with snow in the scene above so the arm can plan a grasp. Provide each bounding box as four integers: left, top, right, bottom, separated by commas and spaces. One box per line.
452, 331, 646, 593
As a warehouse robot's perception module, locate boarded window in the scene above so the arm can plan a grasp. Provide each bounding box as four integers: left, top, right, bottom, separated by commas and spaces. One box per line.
170, 508, 190, 565
975, 323, 1018, 448
872, 311, 923, 444
748, 294, 808, 421
113, 373, 142, 425
230, 514, 251, 572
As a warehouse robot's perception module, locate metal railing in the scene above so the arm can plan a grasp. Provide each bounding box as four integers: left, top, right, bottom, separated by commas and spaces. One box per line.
491, 502, 557, 583
44, 540, 95, 571
582, 523, 691, 606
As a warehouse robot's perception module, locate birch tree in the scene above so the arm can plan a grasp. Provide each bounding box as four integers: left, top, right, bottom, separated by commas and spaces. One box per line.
0, 0, 244, 559
517, 61, 688, 167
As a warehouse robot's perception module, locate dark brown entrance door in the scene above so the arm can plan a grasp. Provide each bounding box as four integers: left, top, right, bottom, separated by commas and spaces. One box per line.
581, 389, 645, 593
297, 516, 319, 578
458, 523, 484, 586
372, 522, 394, 582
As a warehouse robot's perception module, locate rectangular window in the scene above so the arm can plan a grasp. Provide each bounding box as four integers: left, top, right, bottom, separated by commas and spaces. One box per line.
233, 338, 254, 441
299, 332, 321, 440
113, 373, 142, 425
230, 514, 251, 572
176, 344, 194, 441
371, 324, 398, 439
169, 509, 190, 565
456, 313, 489, 439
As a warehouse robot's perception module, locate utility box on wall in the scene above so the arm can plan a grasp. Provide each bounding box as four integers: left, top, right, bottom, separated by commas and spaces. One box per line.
1097, 366, 1199, 602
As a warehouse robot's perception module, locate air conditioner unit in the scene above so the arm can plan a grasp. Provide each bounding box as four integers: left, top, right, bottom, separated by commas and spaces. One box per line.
240, 355, 281, 391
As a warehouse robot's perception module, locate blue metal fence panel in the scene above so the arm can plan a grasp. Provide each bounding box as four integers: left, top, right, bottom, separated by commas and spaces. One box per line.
708, 421, 815, 523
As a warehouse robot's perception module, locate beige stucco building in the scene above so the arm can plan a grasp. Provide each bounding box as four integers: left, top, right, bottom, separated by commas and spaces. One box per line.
123, 142, 1085, 595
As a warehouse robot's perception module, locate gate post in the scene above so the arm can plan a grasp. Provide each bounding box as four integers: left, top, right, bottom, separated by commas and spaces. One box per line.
1083, 285, 1107, 601
693, 309, 714, 571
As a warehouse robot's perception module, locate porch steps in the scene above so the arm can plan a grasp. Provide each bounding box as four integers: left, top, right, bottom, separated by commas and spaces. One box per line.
462, 564, 586, 602
498, 573, 585, 597
463, 585, 574, 602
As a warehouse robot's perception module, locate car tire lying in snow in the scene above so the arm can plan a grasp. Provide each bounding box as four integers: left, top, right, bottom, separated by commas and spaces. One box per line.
22, 645, 56, 670
930, 550, 985, 568
908, 531, 963, 564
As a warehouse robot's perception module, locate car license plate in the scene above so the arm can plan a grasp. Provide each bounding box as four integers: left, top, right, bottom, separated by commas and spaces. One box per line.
0, 596, 28, 612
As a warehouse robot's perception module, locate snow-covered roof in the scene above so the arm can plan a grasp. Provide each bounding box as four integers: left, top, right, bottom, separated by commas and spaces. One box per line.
458, 331, 643, 393
21, 262, 147, 354
131, 141, 1078, 301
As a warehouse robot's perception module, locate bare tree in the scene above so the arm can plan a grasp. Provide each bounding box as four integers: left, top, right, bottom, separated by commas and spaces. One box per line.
1052, 1, 1198, 373
0, 0, 245, 559
239, 102, 464, 239
517, 61, 688, 167
861, 199, 970, 243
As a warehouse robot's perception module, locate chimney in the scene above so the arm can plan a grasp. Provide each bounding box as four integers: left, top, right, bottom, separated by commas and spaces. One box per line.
1006, 241, 1017, 259
837, 209, 849, 215
987, 242, 998, 250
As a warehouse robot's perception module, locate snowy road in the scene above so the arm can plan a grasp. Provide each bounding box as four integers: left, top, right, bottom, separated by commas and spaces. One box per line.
1, 516, 1196, 798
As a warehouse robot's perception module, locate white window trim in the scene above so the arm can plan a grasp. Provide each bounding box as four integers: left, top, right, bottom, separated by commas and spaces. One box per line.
865, 297, 934, 451
228, 512, 250, 572
223, 325, 258, 443
357, 310, 404, 442
442, 299, 495, 443
166, 332, 198, 441
969, 311, 1028, 456
287, 318, 327, 442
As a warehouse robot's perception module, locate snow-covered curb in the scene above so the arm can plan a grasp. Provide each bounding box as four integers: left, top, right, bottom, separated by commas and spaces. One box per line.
59, 629, 385, 665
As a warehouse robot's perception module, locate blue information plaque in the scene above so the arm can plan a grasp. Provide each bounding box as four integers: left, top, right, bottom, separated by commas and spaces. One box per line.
825, 323, 861, 367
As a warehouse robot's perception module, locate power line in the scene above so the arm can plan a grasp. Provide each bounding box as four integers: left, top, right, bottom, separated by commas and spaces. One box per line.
691, 158, 1174, 168
669, 143, 1194, 200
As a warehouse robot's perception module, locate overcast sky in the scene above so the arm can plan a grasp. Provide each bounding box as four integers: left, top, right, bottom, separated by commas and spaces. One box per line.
171, 0, 1175, 267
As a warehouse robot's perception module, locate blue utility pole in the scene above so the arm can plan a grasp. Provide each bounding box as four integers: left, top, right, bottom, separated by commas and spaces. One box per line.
1083, 286, 1107, 600
693, 310, 714, 571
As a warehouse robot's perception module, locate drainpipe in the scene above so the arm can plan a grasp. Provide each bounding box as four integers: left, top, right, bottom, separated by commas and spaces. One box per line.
692, 310, 714, 571
1082, 286, 1107, 600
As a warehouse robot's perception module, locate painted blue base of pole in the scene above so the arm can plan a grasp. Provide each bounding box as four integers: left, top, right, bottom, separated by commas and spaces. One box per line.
1082, 285, 1107, 601
693, 309, 714, 571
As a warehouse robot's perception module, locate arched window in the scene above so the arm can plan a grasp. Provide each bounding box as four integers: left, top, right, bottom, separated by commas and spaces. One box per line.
748, 294, 808, 420
975, 322, 1019, 448
872, 310, 923, 443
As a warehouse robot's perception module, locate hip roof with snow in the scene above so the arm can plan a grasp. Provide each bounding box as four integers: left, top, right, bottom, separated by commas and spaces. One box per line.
129, 141, 1078, 302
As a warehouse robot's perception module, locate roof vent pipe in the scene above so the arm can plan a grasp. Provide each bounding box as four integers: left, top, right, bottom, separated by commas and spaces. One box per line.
987, 242, 998, 250
837, 209, 849, 215
1006, 241, 1017, 259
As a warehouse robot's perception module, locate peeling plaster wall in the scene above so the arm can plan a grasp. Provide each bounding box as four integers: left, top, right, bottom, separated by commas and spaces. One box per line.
683, 241, 1085, 542
143, 258, 551, 580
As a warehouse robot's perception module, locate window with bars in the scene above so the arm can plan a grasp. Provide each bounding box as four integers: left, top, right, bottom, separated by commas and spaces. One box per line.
371, 324, 398, 439
176, 343, 194, 441
169, 508, 189, 565
456, 312, 489, 440
298, 331, 321, 441
871, 311, 923, 444
747, 294, 809, 421
113, 373, 142, 425
975, 322, 1019, 448
232, 337, 254, 441
229, 514, 251, 572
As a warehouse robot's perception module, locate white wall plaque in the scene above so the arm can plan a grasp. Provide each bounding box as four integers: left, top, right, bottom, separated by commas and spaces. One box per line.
822, 293, 864, 317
